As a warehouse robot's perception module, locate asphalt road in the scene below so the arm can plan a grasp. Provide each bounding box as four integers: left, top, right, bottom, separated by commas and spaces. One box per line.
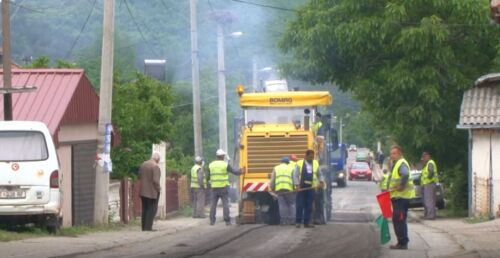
70, 149, 383, 258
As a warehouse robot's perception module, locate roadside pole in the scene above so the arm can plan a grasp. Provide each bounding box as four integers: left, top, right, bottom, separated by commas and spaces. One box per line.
216, 21, 228, 154
94, 0, 115, 225
339, 117, 343, 144
252, 55, 258, 92
212, 11, 235, 155
190, 0, 203, 157
2, 0, 12, 120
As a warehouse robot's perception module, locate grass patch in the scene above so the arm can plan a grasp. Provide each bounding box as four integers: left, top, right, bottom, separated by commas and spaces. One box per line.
437, 208, 468, 218
0, 222, 125, 242
0, 227, 46, 242
177, 206, 193, 217
128, 218, 141, 226
57, 223, 123, 237
464, 215, 492, 224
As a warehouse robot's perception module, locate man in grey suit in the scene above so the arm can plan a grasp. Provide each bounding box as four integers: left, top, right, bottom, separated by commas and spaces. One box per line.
139, 152, 162, 231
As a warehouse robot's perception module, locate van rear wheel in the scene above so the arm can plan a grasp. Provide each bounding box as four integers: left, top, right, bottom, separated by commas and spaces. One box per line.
36, 215, 60, 234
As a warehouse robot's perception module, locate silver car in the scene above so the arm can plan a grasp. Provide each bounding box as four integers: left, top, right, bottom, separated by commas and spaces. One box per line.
409, 170, 446, 210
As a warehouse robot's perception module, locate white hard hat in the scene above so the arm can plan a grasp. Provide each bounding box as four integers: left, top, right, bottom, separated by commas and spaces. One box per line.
195, 156, 203, 162
216, 149, 226, 156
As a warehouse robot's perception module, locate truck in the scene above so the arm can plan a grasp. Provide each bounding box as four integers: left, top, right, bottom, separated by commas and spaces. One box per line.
235, 86, 333, 224
329, 143, 348, 188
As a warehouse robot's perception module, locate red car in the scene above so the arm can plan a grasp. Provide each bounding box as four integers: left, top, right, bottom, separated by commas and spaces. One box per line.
348, 162, 372, 181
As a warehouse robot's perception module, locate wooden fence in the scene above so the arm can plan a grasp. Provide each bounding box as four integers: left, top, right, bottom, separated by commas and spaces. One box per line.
119, 174, 191, 223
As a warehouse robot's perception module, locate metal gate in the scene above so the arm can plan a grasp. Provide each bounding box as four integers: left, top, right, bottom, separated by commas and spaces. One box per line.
72, 141, 97, 226
165, 177, 179, 213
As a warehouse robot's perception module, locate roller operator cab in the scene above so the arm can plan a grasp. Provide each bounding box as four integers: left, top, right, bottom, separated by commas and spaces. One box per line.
0, 121, 62, 233
236, 87, 332, 224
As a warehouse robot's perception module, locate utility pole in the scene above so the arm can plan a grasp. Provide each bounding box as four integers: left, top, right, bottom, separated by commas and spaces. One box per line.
190, 0, 203, 157
94, 0, 115, 225
216, 21, 228, 154
339, 117, 343, 144
2, 0, 13, 121
211, 11, 234, 154
252, 55, 258, 92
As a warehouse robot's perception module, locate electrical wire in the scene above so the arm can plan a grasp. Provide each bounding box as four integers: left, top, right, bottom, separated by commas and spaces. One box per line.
230, 0, 296, 12
123, 0, 161, 57
7, 0, 44, 13
65, 0, 97, 59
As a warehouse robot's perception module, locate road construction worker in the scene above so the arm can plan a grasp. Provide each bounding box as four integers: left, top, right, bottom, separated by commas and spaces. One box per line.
387, 145, 415, 250
421, 151, 438, 220
191, 156, 207, 219
208, 149, 243, 226
289, 154, 298, 171
379, 169, 389, 192
293, 149, 325, 228
312, 112, 323, 135
270, 157, 297, 225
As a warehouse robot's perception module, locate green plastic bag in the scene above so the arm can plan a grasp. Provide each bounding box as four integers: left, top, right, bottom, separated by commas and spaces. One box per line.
376, 214, 391, 245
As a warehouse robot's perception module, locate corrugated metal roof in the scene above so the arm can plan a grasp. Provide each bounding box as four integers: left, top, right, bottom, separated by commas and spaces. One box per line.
0, 69, 99, 138
458, 73, 500, 129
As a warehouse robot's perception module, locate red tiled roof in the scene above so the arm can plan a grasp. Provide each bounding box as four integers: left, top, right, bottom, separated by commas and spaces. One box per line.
0, 69, 99, 139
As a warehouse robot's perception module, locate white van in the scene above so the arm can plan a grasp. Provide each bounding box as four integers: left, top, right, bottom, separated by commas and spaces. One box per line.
0, 121, 62, 232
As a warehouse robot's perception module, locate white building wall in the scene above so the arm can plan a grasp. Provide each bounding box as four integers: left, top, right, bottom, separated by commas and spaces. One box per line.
472, 130, 492, 215
471, 129, 500, 217
491, 130, 500, 217
56, 145, 72, 227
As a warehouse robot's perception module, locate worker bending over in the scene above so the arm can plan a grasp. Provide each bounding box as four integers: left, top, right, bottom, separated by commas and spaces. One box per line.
270, 157, 297, 225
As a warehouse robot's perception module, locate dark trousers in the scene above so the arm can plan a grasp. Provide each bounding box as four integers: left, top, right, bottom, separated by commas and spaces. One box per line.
192, 188, 206, 218
423, 183, 437, 219
313, 189, 325, 224
277, 191, 296, 225
391, 198, 410, 245
210, 187, 230, 223
141, 196, 159, 231
296, 189, 314, 225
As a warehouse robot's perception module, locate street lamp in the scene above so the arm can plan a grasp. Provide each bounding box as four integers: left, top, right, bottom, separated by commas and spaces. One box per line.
334, 113, 349, 144
229, 31, 243, 38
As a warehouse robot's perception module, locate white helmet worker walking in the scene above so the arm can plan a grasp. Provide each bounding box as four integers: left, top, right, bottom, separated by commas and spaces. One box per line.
208, 148, 244, 226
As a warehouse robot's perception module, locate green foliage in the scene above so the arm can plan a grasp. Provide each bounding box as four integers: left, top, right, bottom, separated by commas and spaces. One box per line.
444, 164, 469, 212
166, 147, 195, 176
22, 56, 78, 69
280, 0, 500, 168
77, 32, 136, 88
111, 73, 173, 179
55, 59, 78, 69
343, 111, 387, 150
177, 205, 194, 218
24, 56, 50, 68
281, 0, 500, 212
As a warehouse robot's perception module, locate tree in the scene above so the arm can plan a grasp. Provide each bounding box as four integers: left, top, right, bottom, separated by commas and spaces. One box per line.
24, 56, 50, 68
23, 56, 77, 69
280, 0, 500, 164
280, 0, 500, 211
111, 73, 173, 178
77, 32, 137, 88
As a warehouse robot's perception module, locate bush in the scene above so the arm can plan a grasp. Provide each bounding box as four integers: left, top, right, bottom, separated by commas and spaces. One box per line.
445, 164, 468, 212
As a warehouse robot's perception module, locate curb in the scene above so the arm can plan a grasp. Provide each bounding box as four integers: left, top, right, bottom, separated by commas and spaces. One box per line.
408, 211, 472, 252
